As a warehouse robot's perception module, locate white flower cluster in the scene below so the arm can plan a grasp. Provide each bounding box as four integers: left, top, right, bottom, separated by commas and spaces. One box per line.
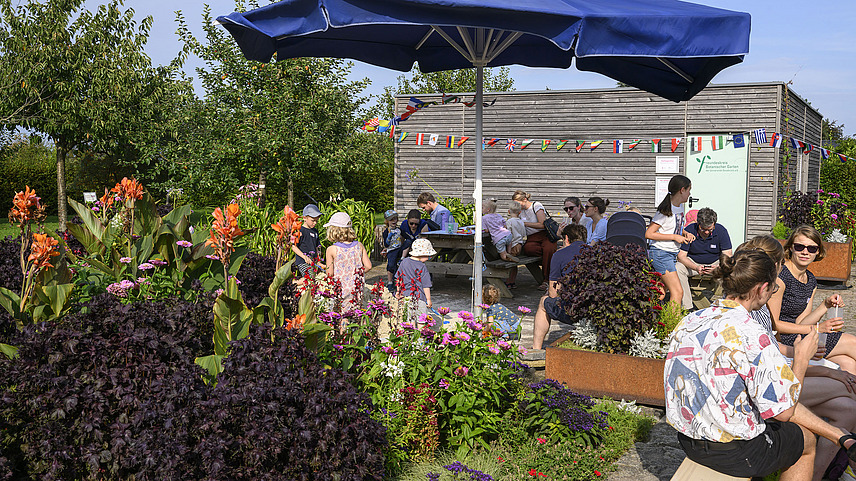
617, 399, 643, 414
109, 213, 125, 229
628, 328, 667, 359
569, 319, 598, 350
380, 358, 404, 378
827, 229, 849, 243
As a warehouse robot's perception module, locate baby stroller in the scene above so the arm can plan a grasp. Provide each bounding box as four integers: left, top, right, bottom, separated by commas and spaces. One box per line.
605, 211, 648, 254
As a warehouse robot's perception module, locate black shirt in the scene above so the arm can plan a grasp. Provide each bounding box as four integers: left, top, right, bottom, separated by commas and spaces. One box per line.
293, 226, 321, 267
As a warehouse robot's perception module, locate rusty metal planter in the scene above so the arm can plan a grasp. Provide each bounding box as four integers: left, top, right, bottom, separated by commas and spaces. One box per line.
545, 332, 665, 406
776, 239, 852, 282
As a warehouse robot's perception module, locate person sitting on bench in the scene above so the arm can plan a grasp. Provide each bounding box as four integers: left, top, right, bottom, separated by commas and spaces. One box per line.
676, 207, 732, 310
531, 224, 587, 350
665, 249, 856, 481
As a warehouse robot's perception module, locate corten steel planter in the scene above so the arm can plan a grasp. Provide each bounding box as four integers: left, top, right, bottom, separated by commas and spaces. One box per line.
777, 239, 852, 282
545, 332, 666, 406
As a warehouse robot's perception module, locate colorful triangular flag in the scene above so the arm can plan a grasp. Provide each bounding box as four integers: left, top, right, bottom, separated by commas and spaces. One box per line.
520, 139, 533, 150
627, 139, 641, 151
397, 131, 408, 143
789, 138, 805, 151
557, 140, 569, 151
732, 134, 745, 148
590, 140, 604, 151
575, 141, 585, 153
541, 140, 551, 152
769, 133, 782, 148
838, 153, 848, 163
651, 139, 661, 153
428, 134, 439, 146
671, 138, 682, 153
506, 139, 517, 151
415, 133, 425, 146
803, 143, 814, 155
457, 136, 470, 147
821, 148, 830, 160
613, 140, 623, 153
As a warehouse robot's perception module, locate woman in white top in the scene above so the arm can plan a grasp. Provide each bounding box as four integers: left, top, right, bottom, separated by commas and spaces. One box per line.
512, 190, 556, 290
645, 175, 695, 305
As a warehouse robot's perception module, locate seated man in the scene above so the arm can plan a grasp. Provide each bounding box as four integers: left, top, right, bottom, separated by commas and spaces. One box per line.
531, 224, 587, 350
676, 207, 732, 309
665, 249, 856, 480
416, 192, 452, 231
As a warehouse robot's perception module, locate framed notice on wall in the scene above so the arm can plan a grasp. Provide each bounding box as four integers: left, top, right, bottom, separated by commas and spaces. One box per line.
656, 155, 680, 173
655, 177, 671, 206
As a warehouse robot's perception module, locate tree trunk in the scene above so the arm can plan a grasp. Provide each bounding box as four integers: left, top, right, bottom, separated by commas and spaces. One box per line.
57, 142, 67, 232
287, 178, 294, 209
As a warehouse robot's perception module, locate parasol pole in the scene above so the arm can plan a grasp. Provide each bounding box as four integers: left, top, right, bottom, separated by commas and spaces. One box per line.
473, 58, 484, 310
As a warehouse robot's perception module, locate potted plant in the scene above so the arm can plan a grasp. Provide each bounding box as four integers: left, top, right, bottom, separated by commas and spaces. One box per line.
545, 242, 675, 406
777, 190, 854, 281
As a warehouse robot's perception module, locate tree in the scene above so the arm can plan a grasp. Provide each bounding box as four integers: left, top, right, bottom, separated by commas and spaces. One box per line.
164, 3, 375, 209
823, 118, 846, 143
379, 65, 514, 118
0, 0, 187, 230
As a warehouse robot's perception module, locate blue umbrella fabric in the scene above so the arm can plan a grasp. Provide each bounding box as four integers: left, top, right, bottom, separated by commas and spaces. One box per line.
217, 0, 750, 102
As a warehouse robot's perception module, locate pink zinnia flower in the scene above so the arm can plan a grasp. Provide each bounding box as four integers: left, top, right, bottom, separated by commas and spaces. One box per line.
439, 378, 450, 389
453, 366, 469, 377
518, 306, 532, 314
176, 240, 192, 248
437, 307, 450, 316
478, 303, 490, 310
150, 259, 167, 266
119, 257, 132, 264
138, 262, 155, 271
381, 346, 398, 356
537, 437, 547, 444
497, 339, 511, 350
488, 344, 500, 355
401, 322, 415, 330
457, 332, 470, 341
458, 310, 474, 321
831, 214, 839, 220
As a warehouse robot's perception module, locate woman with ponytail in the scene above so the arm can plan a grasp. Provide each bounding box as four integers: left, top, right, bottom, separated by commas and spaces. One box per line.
665, 249, 856, 479
645, 174, 695, 304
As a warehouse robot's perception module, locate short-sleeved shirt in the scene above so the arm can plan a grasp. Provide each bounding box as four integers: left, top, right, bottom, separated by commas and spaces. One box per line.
430, 204, 452, 231
519, 201, 546, 236
485, 303, 520, 335
482, 213, 510, 243
586, 218, 607, 244
664, 299, 800, 442
506, 218, 526, 247
293, 226, 321, 269
383, 227, 402, 250
395, 257, 432, 302
680, 223, 732, 264
549, 240, 585, 282
650, 204, 685, 253
400, 218, 430, 251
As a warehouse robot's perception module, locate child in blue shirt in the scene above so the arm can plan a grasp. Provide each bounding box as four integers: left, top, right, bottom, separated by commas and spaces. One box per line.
381, 209, 403, 291
483, 284, 520, 340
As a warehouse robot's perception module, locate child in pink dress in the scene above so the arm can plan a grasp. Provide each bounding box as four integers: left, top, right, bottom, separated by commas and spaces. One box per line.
324, 212, 372, 310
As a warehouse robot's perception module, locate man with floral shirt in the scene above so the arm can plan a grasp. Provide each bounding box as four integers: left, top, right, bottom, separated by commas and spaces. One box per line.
664, 250, 856, 480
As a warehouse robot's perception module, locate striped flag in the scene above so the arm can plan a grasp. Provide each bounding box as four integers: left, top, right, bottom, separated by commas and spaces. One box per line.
753, 128, 767, 144
541, 140, 551, 152
651, 139, 662, 153
428, 134, 439, 146
803, 143, 814, 155
769, 133, 782, 148
575, 141, 585, 152
520, 139, 533, 149
628, 139, 641, 150
415, 133, 425, 145
388, 125, 396, 138
691, 136, 702, 152
590, 140, 604, 151
732, 134, 745, 148
506, 139, 517, 151
711, 136, 725, 150
821, 148, 830, 160
446, 135, 455, 148
397, 131, 408, 143
839, 153, 848, 163
789, 138, 805, 151
557, 140, 569, 151
457, 136, 470, 147
613, 140, 623, 153
671, 138, 682, 153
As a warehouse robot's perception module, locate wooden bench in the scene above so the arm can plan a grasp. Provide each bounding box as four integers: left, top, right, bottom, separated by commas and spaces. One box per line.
670, 457, 749, 481
484, 255, 543, 298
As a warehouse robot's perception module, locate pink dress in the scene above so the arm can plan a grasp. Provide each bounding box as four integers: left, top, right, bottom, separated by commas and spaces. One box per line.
333, 241, 363, 309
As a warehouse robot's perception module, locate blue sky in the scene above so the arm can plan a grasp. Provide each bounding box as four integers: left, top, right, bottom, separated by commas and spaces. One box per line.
111, 0, 856, 135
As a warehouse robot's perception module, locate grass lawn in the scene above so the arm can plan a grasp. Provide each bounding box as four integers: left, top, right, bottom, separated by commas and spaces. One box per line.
1, 215, 60, 239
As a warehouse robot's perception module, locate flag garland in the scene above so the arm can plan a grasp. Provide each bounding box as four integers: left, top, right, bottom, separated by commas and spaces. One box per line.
376, 128, 856, 163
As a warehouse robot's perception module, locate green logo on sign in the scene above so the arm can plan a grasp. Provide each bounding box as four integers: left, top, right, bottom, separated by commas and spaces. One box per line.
696, 155, 711, 173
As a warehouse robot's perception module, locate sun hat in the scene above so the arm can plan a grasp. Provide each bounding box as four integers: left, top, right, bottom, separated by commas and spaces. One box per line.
383, 209, 399, 220
302, 204, 322, 218
324, 211, 352, 228
409, 238, 437, 257
685, 209, 699, 225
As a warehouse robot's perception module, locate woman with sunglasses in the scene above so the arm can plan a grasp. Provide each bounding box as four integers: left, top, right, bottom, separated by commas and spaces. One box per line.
400, 209, 431, 258
583, 197, 610, 244
768, 225, 855, 374
557, 196, 591, 233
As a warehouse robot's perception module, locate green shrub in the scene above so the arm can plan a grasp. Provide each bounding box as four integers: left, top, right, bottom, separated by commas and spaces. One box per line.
317, 198, 377, 256
772, 221, 790, 239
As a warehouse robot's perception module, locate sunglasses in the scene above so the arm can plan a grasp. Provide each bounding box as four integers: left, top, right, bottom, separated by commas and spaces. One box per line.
583, 205, 593, 210
563, 205, 578, 213
793, 243, 819, 254
408, 221, 420, 226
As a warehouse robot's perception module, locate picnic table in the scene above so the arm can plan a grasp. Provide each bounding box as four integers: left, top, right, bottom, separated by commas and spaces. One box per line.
420, 229, 543, 298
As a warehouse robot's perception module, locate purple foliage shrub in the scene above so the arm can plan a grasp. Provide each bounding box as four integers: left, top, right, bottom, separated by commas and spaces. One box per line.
237, 252, 298, 315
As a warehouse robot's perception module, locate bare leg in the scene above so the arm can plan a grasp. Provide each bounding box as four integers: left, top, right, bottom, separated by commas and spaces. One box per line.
780, 423, 816, 481
532, 295, 551, 350
802, 395, 856, 481
660, 270, 684, 305
826, 334, 856, 375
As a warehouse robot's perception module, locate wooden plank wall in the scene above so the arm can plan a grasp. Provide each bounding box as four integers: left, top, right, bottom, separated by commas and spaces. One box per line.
393, 82, 820, 240
775, 86, 823, 211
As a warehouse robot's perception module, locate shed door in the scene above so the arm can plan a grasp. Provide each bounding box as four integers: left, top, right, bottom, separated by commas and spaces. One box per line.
684, 134, 749, 244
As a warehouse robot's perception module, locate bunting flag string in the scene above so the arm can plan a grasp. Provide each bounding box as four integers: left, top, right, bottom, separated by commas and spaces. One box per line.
361, 94, 498, 130
379, 127, 855, 163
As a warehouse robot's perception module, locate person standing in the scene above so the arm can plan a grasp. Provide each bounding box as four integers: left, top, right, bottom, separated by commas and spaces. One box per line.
645, 174, 695, 305
324, 212, 372, 310
416, 192, 452, 231
512, 190, 556, 290
291, 203, 324, 276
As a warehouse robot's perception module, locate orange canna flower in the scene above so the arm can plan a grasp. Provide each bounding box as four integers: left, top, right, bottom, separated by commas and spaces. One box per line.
285, 314, 307, 331
206, 204, 244, 265
8, 186, 41, 225
28, 233, 60, 269
271, 206, 302, 246
99, 187, 115, 209
110, 177, 144, 201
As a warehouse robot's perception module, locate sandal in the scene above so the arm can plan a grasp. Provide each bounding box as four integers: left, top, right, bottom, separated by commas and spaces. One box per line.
839, 433, 856, 462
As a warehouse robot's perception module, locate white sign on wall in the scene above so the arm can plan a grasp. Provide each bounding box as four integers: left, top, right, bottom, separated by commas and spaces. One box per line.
83, 192, 97, 203
655, 177, 671, 206
656, 155, 680, 173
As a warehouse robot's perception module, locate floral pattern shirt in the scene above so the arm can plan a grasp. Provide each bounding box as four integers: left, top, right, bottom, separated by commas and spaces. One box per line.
664, 299, 800, 442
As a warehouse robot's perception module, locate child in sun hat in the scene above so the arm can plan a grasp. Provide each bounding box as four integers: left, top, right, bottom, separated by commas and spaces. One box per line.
381, 209, 403, 292
324, 212, 372, 309
395, 237, 435, 325
292, 203, 324, 276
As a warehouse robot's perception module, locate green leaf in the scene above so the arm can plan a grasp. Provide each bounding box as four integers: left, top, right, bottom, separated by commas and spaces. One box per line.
40, 283, 74, 317
212, 293, 253, 356
0, 287, 22, 319
0, 343, 18, 360
195, 354, 224, 381
67, 197, 105, 241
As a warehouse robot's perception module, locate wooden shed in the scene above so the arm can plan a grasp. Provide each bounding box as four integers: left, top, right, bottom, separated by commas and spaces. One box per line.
393, 82, 822, 244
